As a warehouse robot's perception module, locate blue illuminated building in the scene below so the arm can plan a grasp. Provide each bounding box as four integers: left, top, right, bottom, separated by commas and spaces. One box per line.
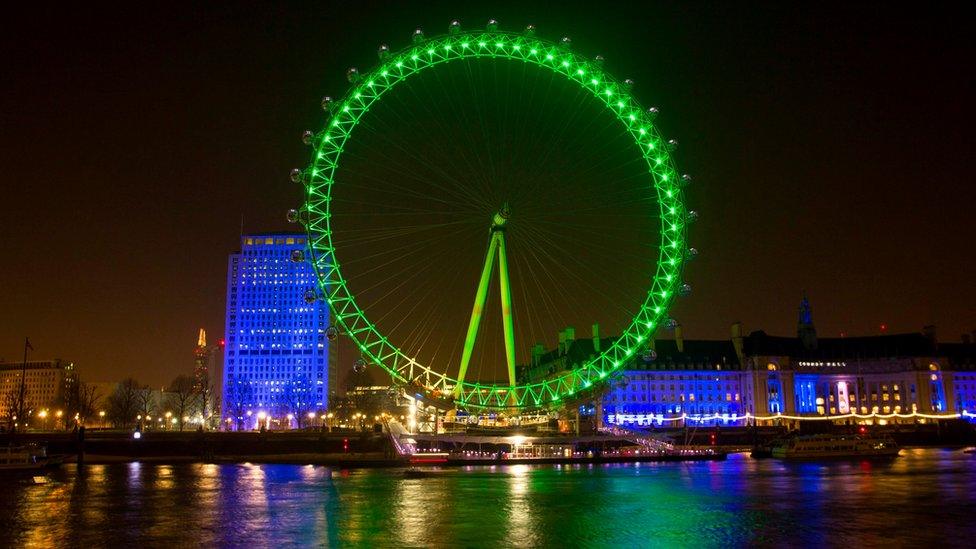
222, 232, 332, 429
521, 299, 976, 427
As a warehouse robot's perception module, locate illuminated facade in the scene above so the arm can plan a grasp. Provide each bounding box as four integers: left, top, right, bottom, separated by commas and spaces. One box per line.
222, 232, 332, 429
599, 327, 974, 427
602, 335, 744, 426
0, 359, 76, 422
740, 329, 968, 423
523, 306, 976, 427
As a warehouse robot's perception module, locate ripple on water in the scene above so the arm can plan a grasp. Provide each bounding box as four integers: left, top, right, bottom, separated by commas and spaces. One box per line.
1, 450, 975, 547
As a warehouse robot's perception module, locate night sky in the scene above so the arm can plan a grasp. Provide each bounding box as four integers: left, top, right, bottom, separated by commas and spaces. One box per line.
1, 1, 972, 387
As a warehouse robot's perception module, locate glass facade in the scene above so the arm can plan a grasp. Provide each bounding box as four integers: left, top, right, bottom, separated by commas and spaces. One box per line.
222, 233, 329, 429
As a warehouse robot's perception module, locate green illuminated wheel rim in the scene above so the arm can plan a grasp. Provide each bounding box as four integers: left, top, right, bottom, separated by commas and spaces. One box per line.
299, 27, 692, 411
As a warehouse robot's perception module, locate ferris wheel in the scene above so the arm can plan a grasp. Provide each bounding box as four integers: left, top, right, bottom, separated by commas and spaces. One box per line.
289, 20, 696, 412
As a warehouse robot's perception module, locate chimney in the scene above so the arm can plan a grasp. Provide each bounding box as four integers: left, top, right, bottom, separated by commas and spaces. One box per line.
923, 325, 937, 346
532, 343, 546, 366
558, 327, 576, 354
962, 334, 972, 345
675, 324, 684, 353
731, 322, 744, 362
592, 323, 601, 353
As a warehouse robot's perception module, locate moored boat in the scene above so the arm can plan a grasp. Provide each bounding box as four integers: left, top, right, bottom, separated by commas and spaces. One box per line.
771, 434, 899, 459
0, 444, 53, 472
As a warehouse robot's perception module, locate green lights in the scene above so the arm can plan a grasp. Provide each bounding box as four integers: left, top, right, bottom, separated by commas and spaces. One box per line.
303, 29, 688, 412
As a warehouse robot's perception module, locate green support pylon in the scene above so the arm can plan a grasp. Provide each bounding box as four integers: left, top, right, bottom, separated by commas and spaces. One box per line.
496, 229, 517, 387
454, 204, 517, 397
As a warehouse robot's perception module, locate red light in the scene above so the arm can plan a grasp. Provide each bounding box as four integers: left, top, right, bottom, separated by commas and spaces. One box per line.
859, 426, 867, 434
343, 438, 349, 452
219, 339, 226, 347
880, 323, 887, 332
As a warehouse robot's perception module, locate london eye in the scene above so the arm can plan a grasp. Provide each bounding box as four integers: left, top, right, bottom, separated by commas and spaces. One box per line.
290, 21, 695, 412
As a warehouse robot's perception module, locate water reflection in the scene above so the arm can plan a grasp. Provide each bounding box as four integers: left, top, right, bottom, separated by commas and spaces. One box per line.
1, 450, 975, 547
506, 464, 535, 546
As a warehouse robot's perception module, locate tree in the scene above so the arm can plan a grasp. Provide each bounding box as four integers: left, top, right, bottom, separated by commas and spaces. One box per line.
107, 378, 140, 429
135, 385, 157, 430
60, 379, 102, 427
223, 378, 253, 430
76, 382, 102, 425
166, 375, 196, 432
278, 375, 314, 429
193, 374, 215, 429
2, 388, 30, 431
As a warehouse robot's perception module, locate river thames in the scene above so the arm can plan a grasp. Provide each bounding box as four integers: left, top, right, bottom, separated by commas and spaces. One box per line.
2, 449, 975, 547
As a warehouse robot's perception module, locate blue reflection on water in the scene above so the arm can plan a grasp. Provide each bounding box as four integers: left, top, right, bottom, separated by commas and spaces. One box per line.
2, 449, 975, 547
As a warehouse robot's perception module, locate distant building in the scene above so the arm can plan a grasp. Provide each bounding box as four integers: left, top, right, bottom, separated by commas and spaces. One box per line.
192, 328, 222, 426
0, 359, 76, 423
193, 328, 210, 394
222, 232, 333, 429
521, 300, 976, 427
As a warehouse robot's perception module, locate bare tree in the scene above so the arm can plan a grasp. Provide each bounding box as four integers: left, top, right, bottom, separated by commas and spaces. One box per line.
278, 374, 314, 428
135, 385, 157, 430
76, 382, 102, 425
2, 388, 30, 431
193, 374, 215, 429
223, 378, 253, 430
166, 375, 196, 431
107, 378, 140, 429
